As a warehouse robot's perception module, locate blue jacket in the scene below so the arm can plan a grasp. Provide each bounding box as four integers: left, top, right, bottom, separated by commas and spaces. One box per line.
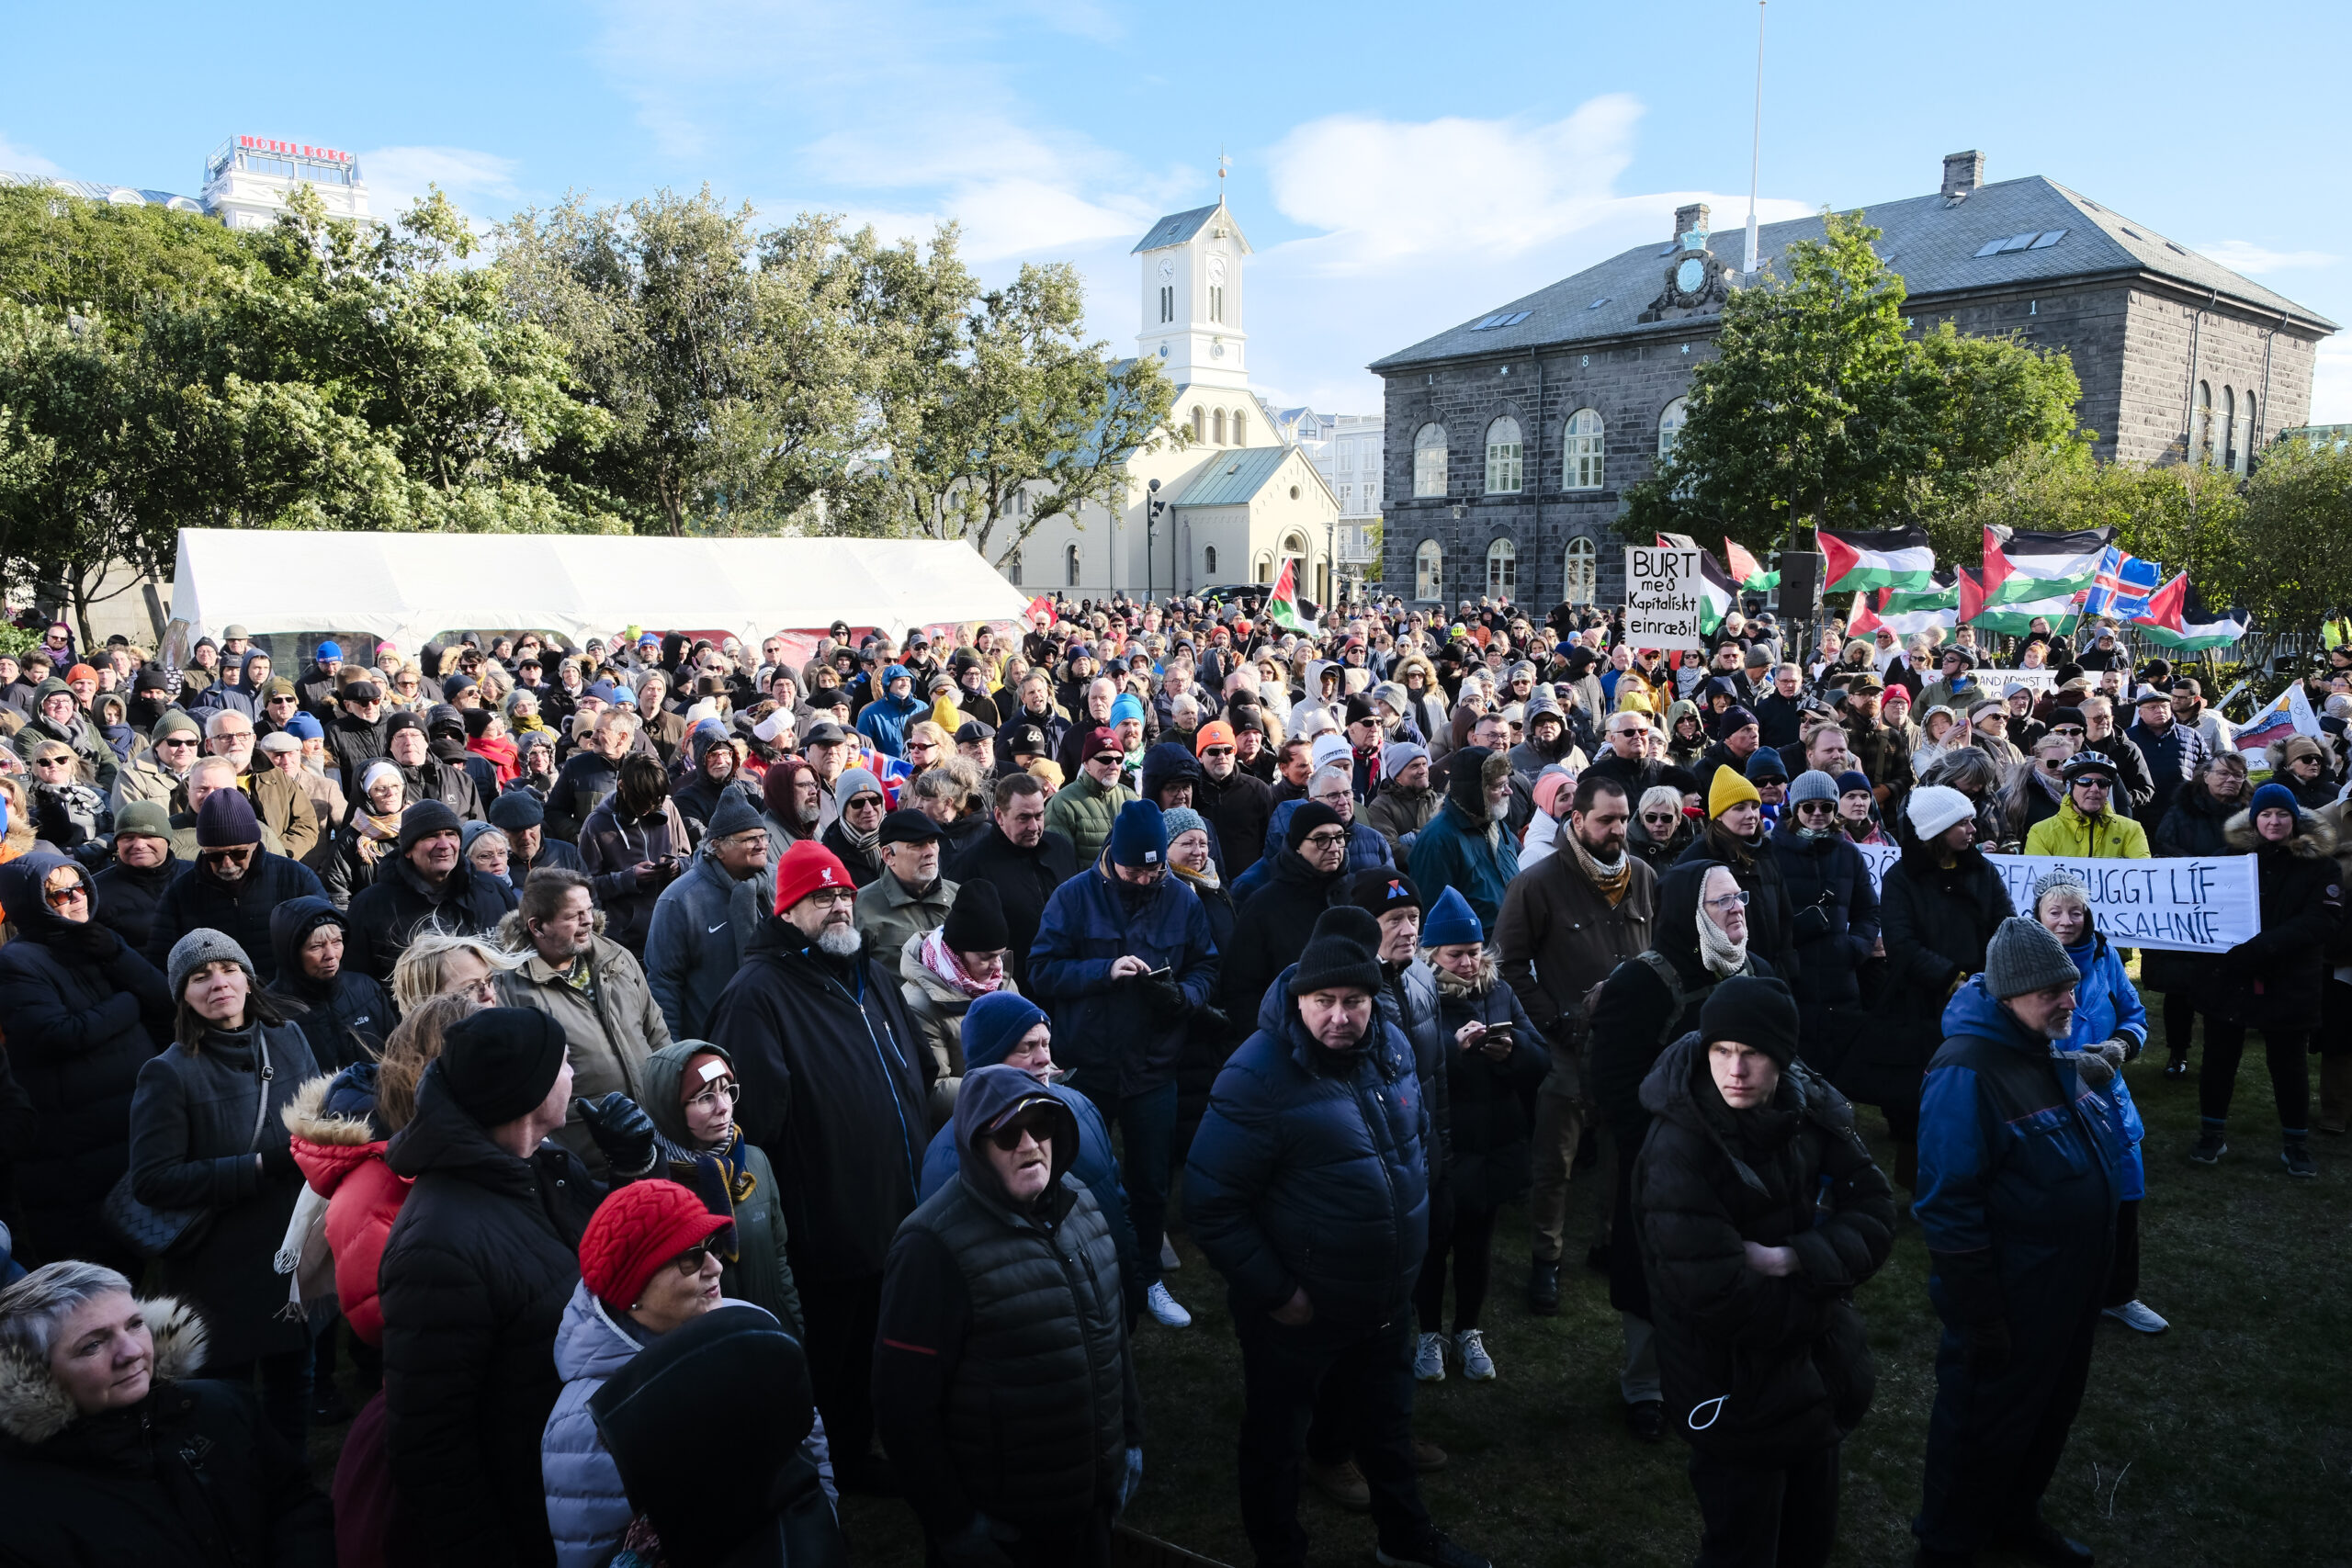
1916, 978, 2124, 1314
2062, 932, 2148, 1202
855, 692, 929, 758
918, 1077, 1139, 1304
642, 846, 769, 1040
541, 1282, 646, 1568
1408, 798, 1520, 933
1231, 800, 1393, 903
1028, 856, 1221, 1100
1184, 967, 1430, 1328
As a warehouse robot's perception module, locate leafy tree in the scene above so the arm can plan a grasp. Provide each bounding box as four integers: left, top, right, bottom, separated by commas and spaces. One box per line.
1624, 210, 2081, 552
2239, 436, 2352, 630
1924, 441, 2244, 593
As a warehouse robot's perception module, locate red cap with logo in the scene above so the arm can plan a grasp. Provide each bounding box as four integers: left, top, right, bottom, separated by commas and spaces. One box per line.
774, 840, 854, 915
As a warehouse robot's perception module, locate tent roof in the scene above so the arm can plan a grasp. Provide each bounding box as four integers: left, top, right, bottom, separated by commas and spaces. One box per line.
167, 529, 1031, 650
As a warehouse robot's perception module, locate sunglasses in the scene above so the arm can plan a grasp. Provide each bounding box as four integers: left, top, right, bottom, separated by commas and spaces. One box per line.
986, 1112, 1057, 1152
44, 882, 87, 908
1091, 754, 1123, 767
198, 846, 255, 865
1795, 800, 1837, 815
669, 1240, 722, 1275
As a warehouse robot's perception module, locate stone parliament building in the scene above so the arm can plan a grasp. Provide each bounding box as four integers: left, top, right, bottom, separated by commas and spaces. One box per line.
1370, 151, 2335, 611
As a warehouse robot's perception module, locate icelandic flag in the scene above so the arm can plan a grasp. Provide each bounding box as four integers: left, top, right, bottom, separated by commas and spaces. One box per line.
2081, 547, 2162, 621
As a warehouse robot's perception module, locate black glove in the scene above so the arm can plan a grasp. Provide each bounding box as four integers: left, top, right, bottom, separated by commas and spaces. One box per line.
576, 1092, 657, 1178
260, 1140, 300, 1180
1141, 975, 1188, 1014
54, 919, 122, 963
1792, 904, 1833, 942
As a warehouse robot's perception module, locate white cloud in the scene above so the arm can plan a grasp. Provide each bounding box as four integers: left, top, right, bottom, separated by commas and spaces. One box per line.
2311, 339, 2352, 424
0, 133, 64, 178
2200, 239, 2338, 273
357, 145, 523, 219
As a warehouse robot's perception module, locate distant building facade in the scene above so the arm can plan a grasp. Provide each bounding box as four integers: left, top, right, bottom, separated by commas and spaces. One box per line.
1370, 151, 2336, 610
2, 133, 371, 231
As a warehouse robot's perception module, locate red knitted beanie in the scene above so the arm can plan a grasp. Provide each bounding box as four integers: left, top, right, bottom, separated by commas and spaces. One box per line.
577, 1179, 731, 1310
772, 839, 854, 917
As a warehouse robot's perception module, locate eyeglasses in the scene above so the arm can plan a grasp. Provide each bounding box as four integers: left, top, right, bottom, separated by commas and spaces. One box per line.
1302, 829, 1349, 849
669, 1240, 721, 1275
1202, 746, 1234, 759
986, 1112, 1056, 1152
44, 882, 87, 909
198, 846, 255, 867
803, 887, 858, 908
686, 1079, 741, 1114
1641, 812, 1679, 828
33, 754, 73, 769
1703, 890, 1753, 911
2051, 726, 2085, 738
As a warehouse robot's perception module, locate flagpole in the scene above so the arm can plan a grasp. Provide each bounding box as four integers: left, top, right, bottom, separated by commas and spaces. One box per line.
1745, 1, 1765, 276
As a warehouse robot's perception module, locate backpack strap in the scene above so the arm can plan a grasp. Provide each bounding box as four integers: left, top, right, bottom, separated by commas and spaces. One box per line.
1633, 950, 1722, 1046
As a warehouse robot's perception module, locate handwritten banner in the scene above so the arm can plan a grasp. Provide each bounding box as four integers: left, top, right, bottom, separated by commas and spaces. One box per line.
1852, 847, 2259, 953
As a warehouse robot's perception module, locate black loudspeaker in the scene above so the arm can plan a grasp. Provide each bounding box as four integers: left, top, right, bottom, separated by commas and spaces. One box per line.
1777, 551, 1825, 619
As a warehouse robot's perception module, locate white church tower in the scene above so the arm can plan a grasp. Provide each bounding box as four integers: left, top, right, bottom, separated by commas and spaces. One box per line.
1133, 197, 1251, 393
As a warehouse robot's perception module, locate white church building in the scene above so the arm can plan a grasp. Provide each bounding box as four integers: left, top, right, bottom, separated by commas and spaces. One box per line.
1006, 197, 1340, 604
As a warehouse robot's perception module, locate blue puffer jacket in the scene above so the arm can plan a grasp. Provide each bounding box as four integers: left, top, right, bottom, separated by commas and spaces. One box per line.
2062, 932, 2148, 1202
854, 666, 928, 759
1028, 855, 1221, 1100
1232, 799, 1394, 905
1184, 965, 1430, 1328
540, 1282, 645, 1568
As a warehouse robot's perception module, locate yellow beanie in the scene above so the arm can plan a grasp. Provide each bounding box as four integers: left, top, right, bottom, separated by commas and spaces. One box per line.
1618, 690, 1653, 715
1708, 763, 1762, 819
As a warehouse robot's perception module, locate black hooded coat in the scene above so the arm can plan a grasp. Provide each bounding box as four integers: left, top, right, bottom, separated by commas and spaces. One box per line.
263, 896, 394, 1072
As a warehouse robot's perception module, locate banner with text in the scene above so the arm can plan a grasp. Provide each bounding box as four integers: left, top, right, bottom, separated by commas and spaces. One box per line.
1625, 546, 1708, 652
1852, 848, 2260, 953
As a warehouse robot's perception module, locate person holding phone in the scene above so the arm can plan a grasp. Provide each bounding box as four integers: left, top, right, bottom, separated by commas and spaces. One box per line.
1409, 889, 1544, 1385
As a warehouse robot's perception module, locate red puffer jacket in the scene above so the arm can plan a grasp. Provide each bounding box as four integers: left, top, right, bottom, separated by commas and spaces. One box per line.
287, 1069, 412, 1346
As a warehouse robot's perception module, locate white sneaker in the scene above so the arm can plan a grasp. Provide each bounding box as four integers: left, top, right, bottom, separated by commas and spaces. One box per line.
2102, 1299, 2169, 1334
1145, 1280, 1192, 1328
1454, 1328, 1496, 1382
1413, 1331, 1447, 1382
1159, 1235, 1182, 1272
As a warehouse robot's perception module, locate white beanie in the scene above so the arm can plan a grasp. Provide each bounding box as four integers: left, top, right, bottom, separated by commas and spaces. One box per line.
1905, 784, 1975, 840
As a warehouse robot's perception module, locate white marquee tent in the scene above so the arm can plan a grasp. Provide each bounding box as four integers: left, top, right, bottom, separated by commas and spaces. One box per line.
167, 529, 1033, 651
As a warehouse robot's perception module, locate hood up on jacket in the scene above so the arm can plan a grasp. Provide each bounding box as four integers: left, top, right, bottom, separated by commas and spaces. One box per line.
0, 1297, 208, 1446
640, 1038, 733, 1150
953, 1063, 1078, 1201
268, 895, 347, 1003
1139, 741, 1203, 803
0, 851, 96, 947
285, 1066, 391, 1198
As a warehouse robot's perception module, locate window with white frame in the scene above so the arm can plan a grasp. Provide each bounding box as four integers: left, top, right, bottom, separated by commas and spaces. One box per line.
1065, 543, 1080, 587
1255, 551, 1274, 583
1485, 416, 1522, 494
1159, 285, 1173, 323
2222, 386, 2238, 471
1204, 545, 1218, 576
2241, 392, 2257, 472
1191, 406, 1204, 442
1232, 410, 1246, 445
1657, 398, 1689, 462
1214, 408, 1227, 445
1209, 286, 1225, 322
1415, 539, 1443, 600
1564, 536, 1597, 604
2194, 381, 2212, 463
1413, 423, 1449, 498
1487, 536, 1517, 598
1564, 408, 1604, 489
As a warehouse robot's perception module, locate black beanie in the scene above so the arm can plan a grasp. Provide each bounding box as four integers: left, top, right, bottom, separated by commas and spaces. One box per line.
399, 799, 464, 853
1699, 976, 1799, 1068
1446, 745, 1496, 815
1289, 907, 1385, 998
439, 1007, 569, 1126
1350, 866, 1420, 919
940, 878, 1012, 953
1285, 800, 1345, 852
1343, 693, 1377, 726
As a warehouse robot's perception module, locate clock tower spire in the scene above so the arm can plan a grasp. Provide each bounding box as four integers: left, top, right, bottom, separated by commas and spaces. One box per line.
1133, 192, 1252, 392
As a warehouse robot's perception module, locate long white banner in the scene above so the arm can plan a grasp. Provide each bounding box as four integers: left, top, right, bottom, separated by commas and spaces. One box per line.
1851, 847, 2260, 953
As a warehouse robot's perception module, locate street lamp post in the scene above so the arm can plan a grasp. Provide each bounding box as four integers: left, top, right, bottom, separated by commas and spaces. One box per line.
1147, 478, 1164, 603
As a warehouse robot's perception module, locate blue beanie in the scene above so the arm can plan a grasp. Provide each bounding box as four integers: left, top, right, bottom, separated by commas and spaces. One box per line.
315, 640, 343, 660
961, 991, 1050, 1068
1108, 799, 1168, 867
286, 711, 323, 741
1420, 886, 1483, 948
881, 662, 911, 689
2250, 782, 2300, 818
1108, 692, 1148, 728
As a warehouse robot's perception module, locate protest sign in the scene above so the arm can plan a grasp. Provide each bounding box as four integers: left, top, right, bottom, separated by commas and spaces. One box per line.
1625, 546, 1707, 652
1851, 847, 2258, 954
1977, 667, 2062, 696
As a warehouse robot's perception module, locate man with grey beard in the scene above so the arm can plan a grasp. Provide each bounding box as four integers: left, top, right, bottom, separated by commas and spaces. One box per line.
706, 837, 932, 1495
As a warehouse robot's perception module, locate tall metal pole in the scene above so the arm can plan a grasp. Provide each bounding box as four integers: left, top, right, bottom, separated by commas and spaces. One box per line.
1745, 0, 1766, 276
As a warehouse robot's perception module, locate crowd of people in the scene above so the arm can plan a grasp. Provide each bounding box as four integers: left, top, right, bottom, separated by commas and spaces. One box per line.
0, 592, 2346, 1568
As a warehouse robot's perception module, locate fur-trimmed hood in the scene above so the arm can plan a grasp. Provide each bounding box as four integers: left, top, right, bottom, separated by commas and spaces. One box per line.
0, 1297, 207, 1446
285, 1069, 390, 1199
2224, 807, 2339, 859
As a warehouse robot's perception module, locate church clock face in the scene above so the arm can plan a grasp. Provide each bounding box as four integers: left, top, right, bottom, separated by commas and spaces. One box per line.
1157, 258, 1175, 280
1206, 254, 1227, 285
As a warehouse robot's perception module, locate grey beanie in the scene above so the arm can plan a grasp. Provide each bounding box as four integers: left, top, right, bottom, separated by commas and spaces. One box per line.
1382, 740, 1430, 778
1984, 916, 2081, 1000
836, 767, 884, 805
1788, 769, 1841, 806
2030, 867, 2090, 913
1159, 806, 1210, 845
167, 927, 256, 1000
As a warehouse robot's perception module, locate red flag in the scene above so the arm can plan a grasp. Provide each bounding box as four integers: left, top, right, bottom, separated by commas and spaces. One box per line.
1845, 592, 1884, 636
1023, 594, 1055, 625
2131, 572, 2188, 633
1724, 537, 1766, 585
1957, 565, 1987, 626
1978, 525, 2014, 602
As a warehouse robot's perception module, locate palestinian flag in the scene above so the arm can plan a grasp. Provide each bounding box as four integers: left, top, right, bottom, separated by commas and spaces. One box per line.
2128, 572, 2188, 634
1876, 573, 1960, 636
2133, 577, 2247, 650
1696, 551, 1740, 636
1724, 537, 1779, 592
1265, 557, 1313, 634
1980, 525, 2110, 607
1968, 590, 2085, 637
1818, 527, 1934, 593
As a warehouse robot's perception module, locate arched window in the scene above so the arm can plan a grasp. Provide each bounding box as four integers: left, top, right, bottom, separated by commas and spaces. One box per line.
1415, 540, 1443, 601
1214, 408, 1227, 445
1204, 545, 1218, 577
2222, 386, 2238, 472
2242, 392, 2258, 471
1485, 416, 1523, 494
1064, 543, 1081, 587
1191, 406, 1204, 442
1563, 408, 1604, 490
1657, 398, 1689, 461
1007, 551, 1023, 586
1487, 537, 1517, 599
1255, 551, 1274, 583
1231, 410, 1247, 445
1564, 536, 1597, 604
2194, 381, 2212, 463
1413, 423, 1449, 498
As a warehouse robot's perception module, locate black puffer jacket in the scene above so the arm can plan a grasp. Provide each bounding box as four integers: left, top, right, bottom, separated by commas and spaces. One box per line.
379, 1062, 602, 1568
1849, 835, 2013, 1109
129, 1019, 321, 1369
91, 852, 186, 953
1768, 822, 1881, 1012
0, 1298, 335, 1568
263, 896, 393, 1071
343, 853, 517, 986
1427, 954, 1546, 1210
0, 853, 170, 1264
1221, 847, 1347, 1022
1633, 1032, 1894, 1461
2202, 808, 2343, 1033
706, 917, 931, 1286
944, 823, 1079, 993
141, 852, 328, 988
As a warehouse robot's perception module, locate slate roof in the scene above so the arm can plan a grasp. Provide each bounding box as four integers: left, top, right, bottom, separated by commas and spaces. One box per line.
1170, 445, 1299, 506
1371, 175, 2335, 373
0, 169, 206, 212
1132, 198, 1252, 254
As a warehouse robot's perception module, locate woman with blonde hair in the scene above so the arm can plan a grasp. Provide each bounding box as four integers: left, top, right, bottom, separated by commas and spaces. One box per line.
389, 931, 515, 1014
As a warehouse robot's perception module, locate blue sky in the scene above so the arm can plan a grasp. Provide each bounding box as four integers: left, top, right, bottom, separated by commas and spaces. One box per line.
9, 0, 2349, 423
